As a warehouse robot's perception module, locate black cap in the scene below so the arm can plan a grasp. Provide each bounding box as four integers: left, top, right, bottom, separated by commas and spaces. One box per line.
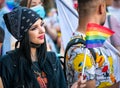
3, 6, 41, 41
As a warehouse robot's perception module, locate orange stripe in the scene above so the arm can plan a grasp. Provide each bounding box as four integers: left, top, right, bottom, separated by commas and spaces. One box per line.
86, 23, 114, 35
86, 31, 111, 37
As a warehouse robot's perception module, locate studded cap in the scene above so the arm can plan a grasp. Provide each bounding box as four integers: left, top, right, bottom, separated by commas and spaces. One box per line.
3, 6, 41, 41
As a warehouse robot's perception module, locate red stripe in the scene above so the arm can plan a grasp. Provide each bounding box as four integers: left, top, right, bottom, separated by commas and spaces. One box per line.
86, 23, 114, 35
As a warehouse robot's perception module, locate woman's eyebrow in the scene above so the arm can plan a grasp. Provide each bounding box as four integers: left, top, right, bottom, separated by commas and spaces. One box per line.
31, 2, 36, 4
30, 25, 37, 29
31, 2, 37, 7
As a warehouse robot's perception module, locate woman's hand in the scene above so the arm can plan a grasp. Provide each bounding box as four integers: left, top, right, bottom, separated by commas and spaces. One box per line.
71, 76, 86, 88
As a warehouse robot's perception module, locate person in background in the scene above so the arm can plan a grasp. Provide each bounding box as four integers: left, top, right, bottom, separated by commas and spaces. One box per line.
0, 0, 4, 8
30, 0, 44, 7
20, 0, 46, 26
104, 0, 120, 52
0, 0, 11, 55
108, 0, 120, 23
30, 0, 45, 19
66, 0, 120, 88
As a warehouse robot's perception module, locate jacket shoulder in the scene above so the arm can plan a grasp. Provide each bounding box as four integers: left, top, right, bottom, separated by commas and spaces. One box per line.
0, 54, 12, 65
0, 50, 18, 70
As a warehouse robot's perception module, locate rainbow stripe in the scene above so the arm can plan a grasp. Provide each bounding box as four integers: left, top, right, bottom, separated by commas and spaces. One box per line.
86, 23, 114, 48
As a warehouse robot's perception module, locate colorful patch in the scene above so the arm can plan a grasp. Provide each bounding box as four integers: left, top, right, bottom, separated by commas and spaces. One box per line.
97, 82, 112, 88
73, 53, 93, 72
96, 53, 105, 67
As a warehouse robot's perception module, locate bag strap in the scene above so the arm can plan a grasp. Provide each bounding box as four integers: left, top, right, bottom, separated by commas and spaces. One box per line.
107, 14, 114, 46
107, 15, 112, 29
64, 38, 96, 80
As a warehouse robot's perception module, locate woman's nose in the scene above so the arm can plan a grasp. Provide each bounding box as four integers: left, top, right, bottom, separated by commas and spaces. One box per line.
38, 26, 45, 33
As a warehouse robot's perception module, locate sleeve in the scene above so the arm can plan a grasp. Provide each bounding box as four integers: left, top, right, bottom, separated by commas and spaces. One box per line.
0, 55, 14, 88
66, 45, 95, 87
110, 16, 120, 47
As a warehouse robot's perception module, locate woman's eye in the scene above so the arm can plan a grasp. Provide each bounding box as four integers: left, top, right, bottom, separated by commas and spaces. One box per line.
30, 27, 37, 30
41, 22, 44, 27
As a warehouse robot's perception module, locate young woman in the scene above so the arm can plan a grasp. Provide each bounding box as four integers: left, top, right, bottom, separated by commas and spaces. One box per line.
0, 6, 66, 88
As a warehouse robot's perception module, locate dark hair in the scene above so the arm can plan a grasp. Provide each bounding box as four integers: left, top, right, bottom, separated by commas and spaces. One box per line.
20, 0, 28, 7
19, 30, 47, 68
77, 0, 100, 17
0, 26, 5, 43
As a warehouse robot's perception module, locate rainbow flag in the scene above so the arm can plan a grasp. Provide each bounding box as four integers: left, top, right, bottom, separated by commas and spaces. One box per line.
86, 23, 114, 48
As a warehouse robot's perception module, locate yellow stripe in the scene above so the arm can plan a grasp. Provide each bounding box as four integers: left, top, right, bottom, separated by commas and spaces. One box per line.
86, 31, 110, 38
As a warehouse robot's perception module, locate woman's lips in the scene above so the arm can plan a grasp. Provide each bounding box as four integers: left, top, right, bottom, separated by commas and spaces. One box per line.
38, 35, 44, 39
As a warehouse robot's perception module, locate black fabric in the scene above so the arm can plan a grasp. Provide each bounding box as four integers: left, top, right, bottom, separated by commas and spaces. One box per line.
0, 26, 5, 43
44, 52, 67, 88
30, 42, 41, 48
0, 50, 67, 88
3, 6, 41, 41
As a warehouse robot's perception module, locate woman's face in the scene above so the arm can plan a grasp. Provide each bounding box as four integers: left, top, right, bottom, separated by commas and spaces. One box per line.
28, 19, 45, 45
30, 0, 42, 7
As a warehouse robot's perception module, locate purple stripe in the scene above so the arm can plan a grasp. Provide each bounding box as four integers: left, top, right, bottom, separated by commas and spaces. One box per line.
86, 43, 103, 48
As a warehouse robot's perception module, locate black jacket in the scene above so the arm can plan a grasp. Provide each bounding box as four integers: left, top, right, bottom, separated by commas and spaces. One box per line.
0, 50, 67, 88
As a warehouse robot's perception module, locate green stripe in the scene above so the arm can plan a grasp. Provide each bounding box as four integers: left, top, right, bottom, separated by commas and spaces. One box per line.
86, 35, 107, 40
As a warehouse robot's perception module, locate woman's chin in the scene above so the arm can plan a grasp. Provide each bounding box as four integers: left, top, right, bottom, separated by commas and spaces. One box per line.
38, 40, 44, 44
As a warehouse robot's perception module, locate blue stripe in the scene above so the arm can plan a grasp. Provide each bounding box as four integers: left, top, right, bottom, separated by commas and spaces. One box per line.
86, 39, 105, 44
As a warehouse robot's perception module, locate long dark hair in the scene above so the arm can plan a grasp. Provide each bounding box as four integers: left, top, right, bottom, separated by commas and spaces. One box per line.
19, 30, 47, 68
14, 29, 47, 88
